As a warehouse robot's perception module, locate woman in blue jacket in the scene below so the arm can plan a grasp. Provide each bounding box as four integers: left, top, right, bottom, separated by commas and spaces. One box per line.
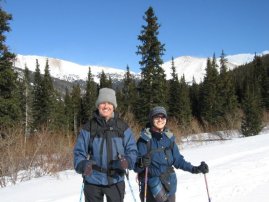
135, 106, 209, 202
74, 88, 138, 202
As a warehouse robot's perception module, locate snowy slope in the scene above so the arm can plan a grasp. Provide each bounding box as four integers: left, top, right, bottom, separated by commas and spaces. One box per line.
162, 56, 238, 83
14, 54, 130, 83
14, 50, 269, 84
163, 50, 269, 83
1, 129, 269, 202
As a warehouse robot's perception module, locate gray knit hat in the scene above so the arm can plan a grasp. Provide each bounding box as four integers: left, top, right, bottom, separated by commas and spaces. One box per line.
149, 106, 167, 121
95, 88, 117, 108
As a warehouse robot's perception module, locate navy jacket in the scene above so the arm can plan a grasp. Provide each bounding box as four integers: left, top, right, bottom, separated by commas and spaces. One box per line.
73, 112, 138, 185
135, 127, 194, 195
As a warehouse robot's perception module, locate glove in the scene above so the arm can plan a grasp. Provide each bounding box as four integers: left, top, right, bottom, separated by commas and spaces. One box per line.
83, 162, 93, 176
111, 156, 129, 170
119, 156, 129, 170
138, 154, 151, 168
192, 161, 209, 174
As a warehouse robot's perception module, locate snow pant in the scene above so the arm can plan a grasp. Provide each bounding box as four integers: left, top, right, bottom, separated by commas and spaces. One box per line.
139, 186, 175, 202
84, 181, 125, 202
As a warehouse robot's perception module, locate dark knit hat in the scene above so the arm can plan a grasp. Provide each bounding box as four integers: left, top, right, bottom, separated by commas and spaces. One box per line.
149, 106, 167, 122
95, 88, 117, 108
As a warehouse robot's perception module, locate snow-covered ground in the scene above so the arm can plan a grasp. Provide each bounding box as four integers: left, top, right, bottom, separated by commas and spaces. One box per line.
1, 129, 269, 202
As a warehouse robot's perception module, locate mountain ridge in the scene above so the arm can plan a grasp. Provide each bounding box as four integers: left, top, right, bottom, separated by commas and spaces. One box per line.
14, 50, 269, 83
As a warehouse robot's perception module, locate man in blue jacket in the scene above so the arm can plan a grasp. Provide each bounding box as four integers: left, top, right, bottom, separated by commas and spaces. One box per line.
135, 106, 209, 202
74, 88, 138, 202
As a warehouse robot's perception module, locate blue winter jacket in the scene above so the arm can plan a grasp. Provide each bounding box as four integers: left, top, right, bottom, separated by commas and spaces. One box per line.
135, 127, 194, 196
73, 112, 138, 185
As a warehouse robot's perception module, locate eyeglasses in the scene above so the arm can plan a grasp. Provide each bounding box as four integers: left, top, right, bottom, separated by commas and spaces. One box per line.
153, 115, 166, 120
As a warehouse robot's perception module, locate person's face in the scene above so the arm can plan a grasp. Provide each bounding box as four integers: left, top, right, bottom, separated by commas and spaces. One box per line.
152, 113, 167, 130
98, 102, 114, 120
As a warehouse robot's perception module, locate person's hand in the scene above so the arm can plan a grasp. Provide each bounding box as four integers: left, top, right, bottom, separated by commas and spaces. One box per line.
142, 155, 151, 167
83, 162, 93, 176
192, 161, 209, 174
110, 155, 129, 171
119, 156, 128, 170
138, 154, 151, 168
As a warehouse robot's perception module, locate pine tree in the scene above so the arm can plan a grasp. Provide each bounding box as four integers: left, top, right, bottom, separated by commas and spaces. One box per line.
219, 50, 227, 74
135, 6, 166, 123
168, 57, 180, 118
0, 7, 21, 129
53, 94, 66, 131
178, 75, 192, 128
190, 77, 200, 118
200, 55, 221, 125
241, 83, 263, 136
42, 59, 56, 127
32, 59, 44, 129
108, 75, 112, 88
121, 65, 137, 113
71, 84, 82, 136
218, 50, 238, 124
253, 55, 269, 109
81, 67, 97, 123
99, 70, 112, 88
64, 87, 73, 131
21, 65, 32, 135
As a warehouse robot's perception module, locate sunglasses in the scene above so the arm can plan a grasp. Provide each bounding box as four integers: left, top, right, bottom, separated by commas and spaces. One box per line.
153, 114, 166, 120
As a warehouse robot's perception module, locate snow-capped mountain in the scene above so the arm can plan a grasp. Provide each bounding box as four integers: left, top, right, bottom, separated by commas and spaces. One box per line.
14, 55, 132, 83
163, 50, 269, 83
14, 50, 269, 84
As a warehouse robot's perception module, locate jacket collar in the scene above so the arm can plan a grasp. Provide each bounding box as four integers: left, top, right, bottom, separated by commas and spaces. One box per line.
93, 110, 118, 126
140, 126, 174, 141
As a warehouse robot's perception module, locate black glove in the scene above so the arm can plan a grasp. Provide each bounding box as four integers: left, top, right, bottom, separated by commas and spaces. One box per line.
83, 162, 93, 176
111, 156, 129, 170
119, 156, 129, 170
192, 161, 209, 174
138, 154, 151, 168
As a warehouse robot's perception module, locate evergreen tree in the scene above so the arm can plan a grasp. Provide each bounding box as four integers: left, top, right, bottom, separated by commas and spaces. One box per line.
41, 59, 56, 127
241, 83, 263, 136
21, 65, 32, 135
219, 50, 228, 74
71, 84, 82, 136
253, 55, 269, 109
253, 54, 264, 82
190, 77, 200, 118
108, 75, 112, 88
178, 75, 192, 128
81, 67, 97, 123
99, 70, 112, 88
121, 65, 137, 113
218, 50, 238, 123
135, 6, 166, 123
0, 7, 21, 129
168, 57, 180, 118
200, 55, 221, 125
53, 94, 66, 131
64, 87, 73, 131
32, 59, 44, 129
261, 55, 269, 109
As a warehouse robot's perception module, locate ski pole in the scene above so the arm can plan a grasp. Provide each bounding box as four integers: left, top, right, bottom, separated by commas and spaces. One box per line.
118, 154, 137, 202
144, 167, 148, 202
125, 169, 137, 202
79, 181, 84, 202
204, 174, 211, 202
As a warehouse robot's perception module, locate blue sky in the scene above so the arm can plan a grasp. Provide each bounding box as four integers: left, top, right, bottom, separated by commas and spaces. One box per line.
3, 0, 269, 73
